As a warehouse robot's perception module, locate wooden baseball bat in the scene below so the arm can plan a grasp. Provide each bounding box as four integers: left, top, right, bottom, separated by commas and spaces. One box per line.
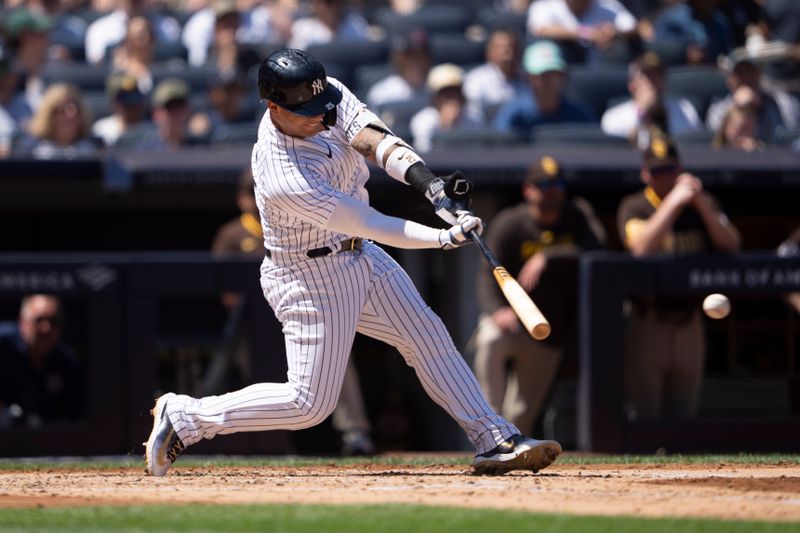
470, 232, 551, 340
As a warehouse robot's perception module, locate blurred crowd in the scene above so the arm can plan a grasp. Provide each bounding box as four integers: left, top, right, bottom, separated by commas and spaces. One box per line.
0, 0, 799, 159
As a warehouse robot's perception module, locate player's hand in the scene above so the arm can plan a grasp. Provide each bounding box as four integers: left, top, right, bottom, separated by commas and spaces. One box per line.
667, 173, 701, 207
438, 211, 484, 249
492, 306, 520, 333
425, 171, 474, 225
518, 252, 547, 292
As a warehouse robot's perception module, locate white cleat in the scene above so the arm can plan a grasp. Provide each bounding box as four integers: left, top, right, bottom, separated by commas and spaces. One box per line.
473, 434, 562, 475
143, 393, 185, 477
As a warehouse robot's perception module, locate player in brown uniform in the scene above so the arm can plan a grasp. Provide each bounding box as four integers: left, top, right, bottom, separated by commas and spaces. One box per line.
617, 136, 741, 420
474, 156, 607, 436
778, 226, 800, 314
209, 168, 375, 455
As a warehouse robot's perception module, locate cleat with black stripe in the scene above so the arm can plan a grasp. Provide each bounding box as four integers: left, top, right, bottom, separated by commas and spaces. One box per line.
144, 393, 185, 477
473, 434, 561, 475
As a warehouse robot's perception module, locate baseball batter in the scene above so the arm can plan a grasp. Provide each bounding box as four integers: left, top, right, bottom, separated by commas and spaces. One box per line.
145, 48, 561, 476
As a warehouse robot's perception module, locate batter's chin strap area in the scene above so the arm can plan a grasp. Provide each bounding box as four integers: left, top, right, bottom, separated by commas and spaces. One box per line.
322, 106, 337, 129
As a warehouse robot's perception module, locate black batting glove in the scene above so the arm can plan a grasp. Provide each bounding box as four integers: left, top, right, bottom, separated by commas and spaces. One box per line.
424, 171, 474, 225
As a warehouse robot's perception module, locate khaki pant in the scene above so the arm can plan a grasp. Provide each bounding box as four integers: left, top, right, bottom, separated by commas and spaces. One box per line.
473, 314, 562, 436
332, 358, 371, 434
625, 310, 705, 420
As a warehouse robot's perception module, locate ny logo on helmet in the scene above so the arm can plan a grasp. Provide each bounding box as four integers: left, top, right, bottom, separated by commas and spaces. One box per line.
312, 79, 324, 95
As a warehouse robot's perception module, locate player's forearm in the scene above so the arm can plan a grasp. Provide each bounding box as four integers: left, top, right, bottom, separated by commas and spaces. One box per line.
628, 202, 683, 256
695, 197, 740, 252
327, 194, 444, 249
351, 121, 438, 195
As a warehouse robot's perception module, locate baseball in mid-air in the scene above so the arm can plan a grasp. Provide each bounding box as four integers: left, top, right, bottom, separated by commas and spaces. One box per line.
703, 293, 731, 319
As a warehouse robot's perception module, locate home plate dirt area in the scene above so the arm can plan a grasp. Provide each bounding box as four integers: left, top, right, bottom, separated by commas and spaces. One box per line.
1, 461, 799, 522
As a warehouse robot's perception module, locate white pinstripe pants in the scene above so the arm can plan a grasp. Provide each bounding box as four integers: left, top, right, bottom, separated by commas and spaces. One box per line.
167, 243, 518, 454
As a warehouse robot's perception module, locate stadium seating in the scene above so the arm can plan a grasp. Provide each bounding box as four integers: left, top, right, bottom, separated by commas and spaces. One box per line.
565, 65, 630, 119
374, 4, 474, 35
430, 33, 486, 67
306, 40, 390, 89
475, 7, 528, 35
42, 62, 110, 91
353, 63, 393, 101
375, 96, 429, 140
431, 129, 522, 150
529, 123, 630, 146
665, 66, 728, 118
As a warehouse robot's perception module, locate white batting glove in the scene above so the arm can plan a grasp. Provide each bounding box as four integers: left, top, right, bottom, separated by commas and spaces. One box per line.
438, 211, 484, 249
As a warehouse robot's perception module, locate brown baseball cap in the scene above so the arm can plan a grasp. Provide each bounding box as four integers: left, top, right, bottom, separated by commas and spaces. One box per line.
642, 135, 680, 168
526, 156, 565, 185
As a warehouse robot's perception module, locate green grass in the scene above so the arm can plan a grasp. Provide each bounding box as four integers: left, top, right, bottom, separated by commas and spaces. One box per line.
0, 504, 795, 533
0, 453, 797, 471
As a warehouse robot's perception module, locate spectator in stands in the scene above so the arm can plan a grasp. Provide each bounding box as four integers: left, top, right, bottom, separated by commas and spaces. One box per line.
2, 7, 54, 130
0, 47, 17, 158
707, 54, 800, 144
717, 0, 764, 48
13, 82, 101, 159
527, 0, 639, 65
85, 0, 181, 65
27, 0, 90, 62
493, 40, 594, 140
183, 0, 293, 68
123, 77, 203, 149
653, 0, 734, 65
287, 0, 371, 51
203, 0, 243, 74
111, 15, 160, 94
200, 1, 262, 74
92, 72, 148, 147
188, 69, 253, 141
463, 26, 529, 122
602, 51, 702, 148
150, 77, 198, 148
0, 294, 83, 429
473, 155, 606, 436
711, 102, 763, 151
618, 135, 740, 421
207, 168, 376, 456
759, 0, 800, 87
366, 27, 431, 110
409, 63, 484, 153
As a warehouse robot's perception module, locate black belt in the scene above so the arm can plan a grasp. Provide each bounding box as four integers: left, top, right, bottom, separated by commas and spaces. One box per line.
307, 237, 363, 258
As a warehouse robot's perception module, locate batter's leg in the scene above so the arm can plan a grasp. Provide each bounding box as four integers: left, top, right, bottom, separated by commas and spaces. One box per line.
149, 257, 371, 456
355, 246, 518, 455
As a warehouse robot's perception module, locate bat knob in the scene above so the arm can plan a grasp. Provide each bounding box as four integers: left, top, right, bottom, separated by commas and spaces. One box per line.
532, 323, 551, 340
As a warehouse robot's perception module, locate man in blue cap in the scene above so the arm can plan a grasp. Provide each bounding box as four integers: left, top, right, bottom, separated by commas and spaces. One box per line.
493, 40, 594, 140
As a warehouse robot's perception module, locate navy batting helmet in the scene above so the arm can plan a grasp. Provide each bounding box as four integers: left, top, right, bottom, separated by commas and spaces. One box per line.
258, 48, 342, 121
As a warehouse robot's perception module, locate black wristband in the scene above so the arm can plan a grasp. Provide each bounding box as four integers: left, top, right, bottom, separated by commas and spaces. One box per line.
405, 162, 439, 194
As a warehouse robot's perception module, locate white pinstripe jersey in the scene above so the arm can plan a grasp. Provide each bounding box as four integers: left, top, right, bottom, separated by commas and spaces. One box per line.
251, 77, 371, 264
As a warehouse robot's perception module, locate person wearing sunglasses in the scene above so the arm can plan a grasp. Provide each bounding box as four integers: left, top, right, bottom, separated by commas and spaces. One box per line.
617, 135, 740, 421
0, 294, 83, 428
473, 155, 607, 437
